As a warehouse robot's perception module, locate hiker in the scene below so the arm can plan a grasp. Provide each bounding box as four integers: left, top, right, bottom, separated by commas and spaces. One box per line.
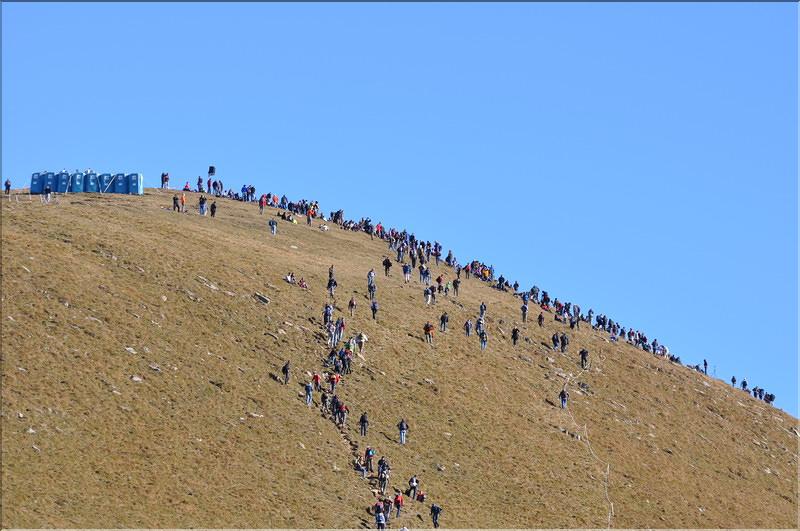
172, 194, 180, 211
439, 312, 449, 332
180, 192, 186, 212
703, 359, 708, 375
453, 278, 460, 296
382, 257, 392, 276
580, 348, 589, 369
559, 388, 569, 409
479, 329, 488, 350
741, 378, 748, 391
408, 475, 419, 499
304, 381, 313, 406
464, 319, 473, 337
365, 446, 376, 472
551, 333, 560, 351
398, 418, 409, 444
348, 296, 357, 317
560, 333, 569, 353
312, 372, 322, 392
210, 200, 217, 218
479, 302, 487, 318
403, 263, 412, 283
281, 361, 290, 385
430, 503, 443, 528
394, 492, 404, 517
731, 376, 736, 387
327, 277, 338, 298
423, 322, 434, 344
356, 332, 368, 354
538, 312, 544, 327
359, 412, 369, 436
382, 497, 393, 520
375, 508, 386, 530
329, 372, 341, 393
511, 327, 520, 346
371, 300, 379, 320
269, 219, 277, 235
521, 303, 528, 323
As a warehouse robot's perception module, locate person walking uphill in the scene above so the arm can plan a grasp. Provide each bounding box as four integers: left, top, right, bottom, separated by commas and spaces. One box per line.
359, 412, 369, 437
430, 503, 443, 529
382, 257, 392, 276
268, 218, 277, 235
371, 300, 379, 320
210, 200, 217, 218
281, 360, 291, 385
439, 312, 449, 332
559, 387, 569, 409
398, 418, 409, 444
172, 194, 180, 211
424, 322, 434, 344
580, 348, 589, 369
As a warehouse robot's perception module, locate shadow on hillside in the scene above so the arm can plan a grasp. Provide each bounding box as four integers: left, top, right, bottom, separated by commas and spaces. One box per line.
544, 398, 558, 408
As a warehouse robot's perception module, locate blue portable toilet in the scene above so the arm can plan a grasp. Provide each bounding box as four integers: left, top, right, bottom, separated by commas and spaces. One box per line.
30, 172, 43, 194
113, 173, 128, 194
70, 172, 84, 193
127, 173, 144, 195
56, 171, 71, 193
42, 172, 56, 192
83, 172, 99, 193
98, 173, 113, 193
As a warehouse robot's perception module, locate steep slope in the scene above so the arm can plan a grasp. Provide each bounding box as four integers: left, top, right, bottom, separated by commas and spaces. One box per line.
2, 190, 797, 528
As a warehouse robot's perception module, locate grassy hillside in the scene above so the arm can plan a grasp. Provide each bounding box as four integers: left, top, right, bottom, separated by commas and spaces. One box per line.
2, 189, 797, 528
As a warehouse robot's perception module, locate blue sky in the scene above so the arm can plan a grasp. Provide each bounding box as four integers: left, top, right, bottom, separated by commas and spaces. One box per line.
3, 3, 797, 414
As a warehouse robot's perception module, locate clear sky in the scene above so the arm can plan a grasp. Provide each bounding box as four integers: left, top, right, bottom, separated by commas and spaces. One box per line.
3, 3, 797, 415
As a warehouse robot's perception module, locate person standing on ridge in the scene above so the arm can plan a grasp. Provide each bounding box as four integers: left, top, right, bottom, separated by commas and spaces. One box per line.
703, 359, 708, 375
210, 200, 217, 218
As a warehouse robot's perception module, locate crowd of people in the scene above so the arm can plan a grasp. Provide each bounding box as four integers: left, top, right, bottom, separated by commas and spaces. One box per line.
157, 171, 778, 527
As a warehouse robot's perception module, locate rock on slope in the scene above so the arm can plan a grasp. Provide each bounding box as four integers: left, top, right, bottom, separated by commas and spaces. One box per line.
1, 190, 797, 528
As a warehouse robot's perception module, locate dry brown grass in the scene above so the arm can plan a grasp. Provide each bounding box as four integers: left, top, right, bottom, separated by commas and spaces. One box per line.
1, 189, 797, 528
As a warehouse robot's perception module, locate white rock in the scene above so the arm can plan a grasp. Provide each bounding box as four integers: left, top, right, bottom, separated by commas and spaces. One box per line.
125, 347, 137, 354
26, 427, 36, 434
17, 412, 24, 419
130, 375, 143, 382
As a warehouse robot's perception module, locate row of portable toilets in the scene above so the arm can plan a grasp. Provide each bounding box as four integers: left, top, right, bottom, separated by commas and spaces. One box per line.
29, 171, 144, 195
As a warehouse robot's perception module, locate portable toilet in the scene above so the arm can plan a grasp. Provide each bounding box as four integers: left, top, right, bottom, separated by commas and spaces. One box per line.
56, 171, 71, 193
113, 173, 128, 194
30, 172, 43, 194
127, 173, 144, 195
70, 172, 84, 193
83, 172, 99, 193
98, 173, 113, 193
42, 172, 56, 192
